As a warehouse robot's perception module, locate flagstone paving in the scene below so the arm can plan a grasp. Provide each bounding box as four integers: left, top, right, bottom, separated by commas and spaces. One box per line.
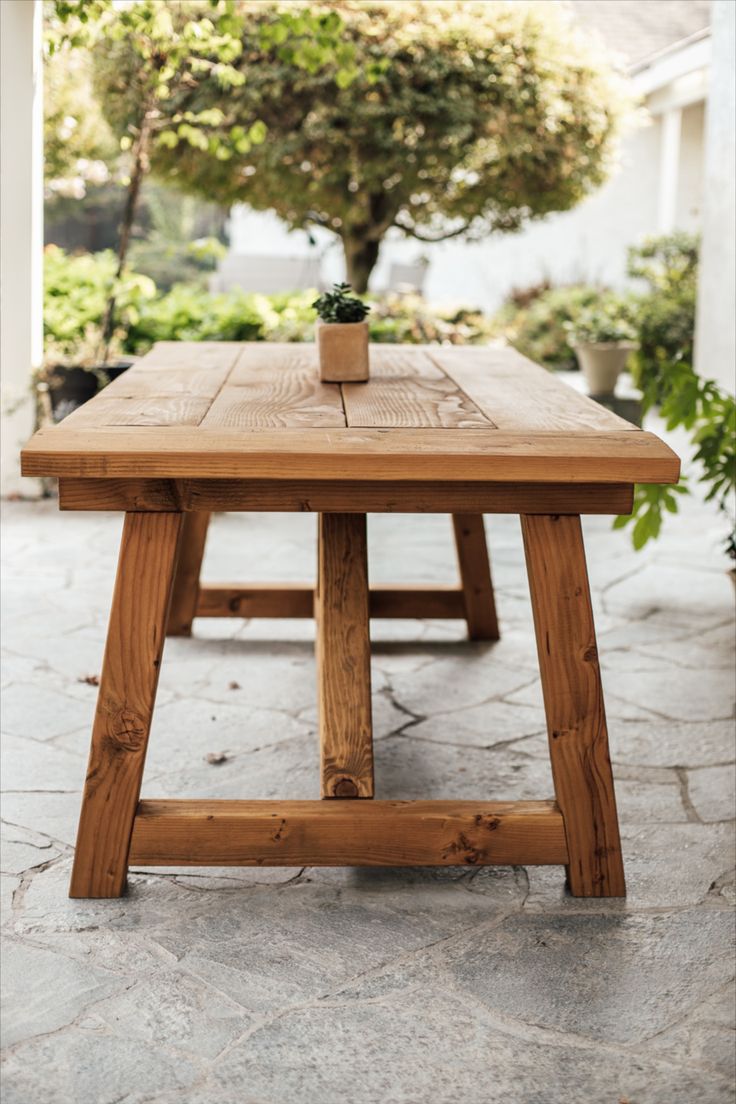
1, 453, 734, 1103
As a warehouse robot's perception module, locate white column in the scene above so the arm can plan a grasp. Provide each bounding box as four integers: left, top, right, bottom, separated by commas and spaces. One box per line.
1, 0, 43, 497
657, 107, 682, 234
695, 0, 736, 395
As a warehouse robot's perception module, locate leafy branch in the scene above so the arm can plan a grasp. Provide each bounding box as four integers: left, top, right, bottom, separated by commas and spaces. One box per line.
46, 0, 355, 359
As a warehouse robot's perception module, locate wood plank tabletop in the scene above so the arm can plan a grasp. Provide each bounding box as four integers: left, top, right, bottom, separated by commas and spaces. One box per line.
22, 342, 680, 484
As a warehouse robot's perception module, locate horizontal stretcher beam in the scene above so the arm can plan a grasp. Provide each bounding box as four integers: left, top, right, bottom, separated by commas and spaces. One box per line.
57, 477, 635, 516
196, 583, 467, 620
128, 799, 569, 867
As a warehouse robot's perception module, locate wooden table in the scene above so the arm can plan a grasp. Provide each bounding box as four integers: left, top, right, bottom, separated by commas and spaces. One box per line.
22, 341, 679, 899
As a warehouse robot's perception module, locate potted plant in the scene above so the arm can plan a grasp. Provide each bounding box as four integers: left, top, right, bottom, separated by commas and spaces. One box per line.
313, 283, 371, 382
39, 331, 138, 423
566, 300, 638, 395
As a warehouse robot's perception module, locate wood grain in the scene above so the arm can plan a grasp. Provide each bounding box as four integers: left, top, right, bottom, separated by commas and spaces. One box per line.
316, 514, 374, 798
521, 513, 626, 897
103, 368, 229, 399
195, 583, 467, 620
167, 512, 210, 637
136, 340, 242, 371
69, 512, 183, 898
203, 384, 345, 428
452, 515, 500, 641
24, 426, 680, 483
58, 478, 635, 516
129, 799, 569, 867
204, 344, 345, 427
432, 346, 635, 432
61, 396, 210, 427
342, 346, 491, 428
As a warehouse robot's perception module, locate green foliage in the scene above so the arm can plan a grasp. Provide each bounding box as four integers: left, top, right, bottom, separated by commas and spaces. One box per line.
369, 295, 494, 346
50, 0, 356, 163
565, 296, 637, 345
612, 482, 690, 550
127, 181, 227, 290
313, 283, 370, 324
123, 283, 266, 349
43, 245, 155, 360
44, 37, 118, 190
44, 249, 495, 357
46, 0, 354, 351
97, 0, 630, 291
496, 285, 603, 370
627, 232, 698, 392
613, 234, 735, 559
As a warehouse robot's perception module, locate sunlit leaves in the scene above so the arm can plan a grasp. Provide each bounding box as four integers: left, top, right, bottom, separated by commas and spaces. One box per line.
135, 0, 628, 291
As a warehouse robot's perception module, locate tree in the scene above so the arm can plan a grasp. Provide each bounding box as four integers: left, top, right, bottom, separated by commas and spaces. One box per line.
44, 41, 118, 198
96, 0, 630, 292
48, 0, 354, 355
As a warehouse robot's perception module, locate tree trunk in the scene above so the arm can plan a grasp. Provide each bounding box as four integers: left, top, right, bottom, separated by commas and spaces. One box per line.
99, 111, 153, 361
343, 237, 381, 295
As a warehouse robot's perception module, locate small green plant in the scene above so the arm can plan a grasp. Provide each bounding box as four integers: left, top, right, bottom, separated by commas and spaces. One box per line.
313, 283, 370, 324
614, 361, 735, 557
566, 299, 637, 345
612, 235, 734, 560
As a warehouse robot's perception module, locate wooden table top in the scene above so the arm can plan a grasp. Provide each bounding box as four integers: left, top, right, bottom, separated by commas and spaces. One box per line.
22, 342, 679, 484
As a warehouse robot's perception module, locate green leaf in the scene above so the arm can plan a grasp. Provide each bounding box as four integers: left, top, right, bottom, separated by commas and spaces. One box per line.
248, 120, 267, 145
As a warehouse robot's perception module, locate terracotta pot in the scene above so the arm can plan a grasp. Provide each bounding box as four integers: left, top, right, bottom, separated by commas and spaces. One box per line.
573, 342, 636, 396
316, 319, 369, 382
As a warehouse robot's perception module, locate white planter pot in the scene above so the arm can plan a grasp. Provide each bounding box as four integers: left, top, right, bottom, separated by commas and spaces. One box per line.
316, 319, 370, 382
573, 342, 636, 396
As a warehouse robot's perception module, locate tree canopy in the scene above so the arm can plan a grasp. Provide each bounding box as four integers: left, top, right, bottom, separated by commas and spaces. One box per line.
46, 0, 352, 351
94, 0, 630, 290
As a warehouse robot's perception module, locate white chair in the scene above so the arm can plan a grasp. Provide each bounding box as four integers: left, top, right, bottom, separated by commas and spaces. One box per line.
385, 258, 430, 295
209, 254, 323, 294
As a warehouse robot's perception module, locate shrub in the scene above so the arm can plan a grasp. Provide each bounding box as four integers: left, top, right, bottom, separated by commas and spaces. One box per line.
43, 245, 155, 359
614, 234, 734, 559
495, 284, 603, 370
370, 295, 495, 346
123, 283, 266, 351
44, 248, 497, 358
565, 295, 637, 345
626, 232, 698, 393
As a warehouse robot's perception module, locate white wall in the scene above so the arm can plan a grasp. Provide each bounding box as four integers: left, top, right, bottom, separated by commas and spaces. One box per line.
0, 0, 43, 497
695, 0, 736, 395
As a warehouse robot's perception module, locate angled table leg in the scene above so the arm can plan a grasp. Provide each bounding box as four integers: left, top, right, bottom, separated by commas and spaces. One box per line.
167, 511, 210, 637
452, 514, 500, 641
69, 512, 184, 898
316, 513, 374, 798
521, 514, 626, 897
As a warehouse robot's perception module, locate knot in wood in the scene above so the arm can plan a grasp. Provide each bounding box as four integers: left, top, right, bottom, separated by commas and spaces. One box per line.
332, 777, 359, 798
110, 709, 147, 752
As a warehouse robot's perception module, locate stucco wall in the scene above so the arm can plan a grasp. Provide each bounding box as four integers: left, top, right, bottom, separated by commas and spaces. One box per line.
695, 0, 736, 394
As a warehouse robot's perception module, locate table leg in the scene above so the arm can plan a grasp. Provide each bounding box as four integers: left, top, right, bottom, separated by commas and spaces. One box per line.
521, 514, 626, 897
316, 513, 374, 798
452, 514, 500, 641
69, 512, 184, 898
167, 511, 210, 637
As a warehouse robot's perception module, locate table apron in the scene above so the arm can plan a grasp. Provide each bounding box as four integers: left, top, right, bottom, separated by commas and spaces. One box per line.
58, 478, 634, 515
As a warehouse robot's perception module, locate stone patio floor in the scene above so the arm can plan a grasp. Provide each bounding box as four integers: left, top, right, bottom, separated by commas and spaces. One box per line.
1, 455, 735, 1102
